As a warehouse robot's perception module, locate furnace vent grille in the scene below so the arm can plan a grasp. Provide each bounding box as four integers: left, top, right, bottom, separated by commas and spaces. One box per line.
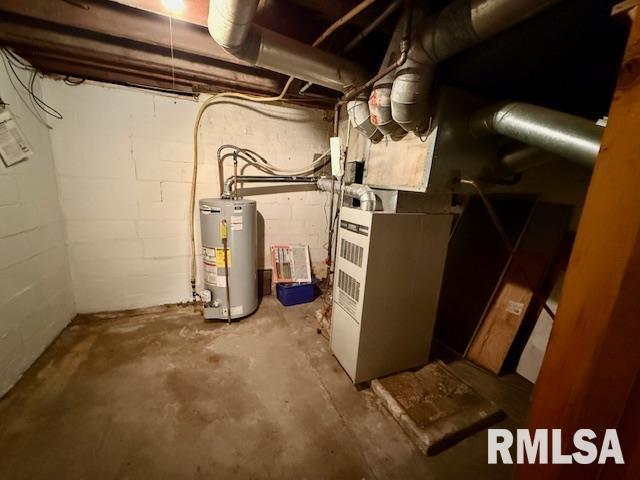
340, 239, 363, 267
338, 269, 360, 302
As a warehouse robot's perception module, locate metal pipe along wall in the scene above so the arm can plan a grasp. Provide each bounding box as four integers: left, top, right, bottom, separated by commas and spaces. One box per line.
316, 178, 377, 211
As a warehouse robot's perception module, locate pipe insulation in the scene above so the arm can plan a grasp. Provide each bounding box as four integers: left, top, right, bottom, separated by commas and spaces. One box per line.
316, 178, 377, 211
390, 0, 559, 133
470, 102, 604, 168
208, 0, 367, 92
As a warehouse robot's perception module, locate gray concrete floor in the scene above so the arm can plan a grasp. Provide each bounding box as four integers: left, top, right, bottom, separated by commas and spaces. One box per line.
0, 296, 531, 479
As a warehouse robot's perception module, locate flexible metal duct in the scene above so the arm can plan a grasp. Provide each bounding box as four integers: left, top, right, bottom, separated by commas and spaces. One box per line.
470, 102, 603, 168
208, 0, 367, 92
317, 178, 377, 211
390, 0, 559, 133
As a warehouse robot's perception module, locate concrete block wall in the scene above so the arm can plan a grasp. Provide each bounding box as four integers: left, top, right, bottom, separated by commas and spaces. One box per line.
43, 80, 332, 313
0, 68, 75, 396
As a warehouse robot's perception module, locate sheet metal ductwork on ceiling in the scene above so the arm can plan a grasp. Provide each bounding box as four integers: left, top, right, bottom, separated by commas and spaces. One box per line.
206, 0, 603, 167
207, 0, 367, 92
471, 102, 604, 169
362, 0, 560, 140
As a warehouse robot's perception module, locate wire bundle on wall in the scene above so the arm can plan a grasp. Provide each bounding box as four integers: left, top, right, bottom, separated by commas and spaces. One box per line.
0, 49, 63, 128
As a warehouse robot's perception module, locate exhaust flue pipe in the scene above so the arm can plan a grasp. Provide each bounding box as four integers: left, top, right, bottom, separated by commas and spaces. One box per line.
470, 102, 603, 168
208, 0, 367, 92
317, 178, 377, 211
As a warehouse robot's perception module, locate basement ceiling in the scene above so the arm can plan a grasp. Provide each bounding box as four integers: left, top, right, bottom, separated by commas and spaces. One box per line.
0, 0, 628, 116
0, 0, 396, 106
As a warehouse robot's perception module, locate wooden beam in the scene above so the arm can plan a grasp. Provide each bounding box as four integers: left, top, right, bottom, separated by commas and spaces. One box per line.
612, 0, 638, 19
0, 0, 338, 104
0, 20, 283, 95
520, 13, 640, 479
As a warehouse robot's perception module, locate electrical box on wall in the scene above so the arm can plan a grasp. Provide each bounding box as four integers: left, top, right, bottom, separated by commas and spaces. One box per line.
331, 206, 452, 383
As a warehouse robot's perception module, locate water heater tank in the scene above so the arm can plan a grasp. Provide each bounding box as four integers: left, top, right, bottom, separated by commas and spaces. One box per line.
199, 198, 258, 321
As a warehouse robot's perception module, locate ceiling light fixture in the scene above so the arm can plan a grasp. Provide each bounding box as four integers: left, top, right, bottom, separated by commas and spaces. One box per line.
162, 0, 185, 15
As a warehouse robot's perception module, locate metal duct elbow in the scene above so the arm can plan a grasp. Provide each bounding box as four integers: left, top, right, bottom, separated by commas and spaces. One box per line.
390, 0, 559, 134
343, 183, 377, 211
347, 100, 383, 143
390, 57, 435, 132
317, 178, 377, 211
208, 0, 258, 51
369, 85, 399, 137
368, 11, 411, 139
208, 0, 366, 92
470, 102, 603, 168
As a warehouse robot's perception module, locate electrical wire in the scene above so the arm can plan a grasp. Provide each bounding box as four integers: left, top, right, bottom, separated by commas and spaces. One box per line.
4, 50, 63, 119
0, 49, 63, 126
3, 49, 33, 70
29, 70, 63, 120
0, 52, 50, 128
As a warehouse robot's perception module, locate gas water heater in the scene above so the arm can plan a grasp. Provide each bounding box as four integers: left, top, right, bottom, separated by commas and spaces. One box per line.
199, 198, 258, 321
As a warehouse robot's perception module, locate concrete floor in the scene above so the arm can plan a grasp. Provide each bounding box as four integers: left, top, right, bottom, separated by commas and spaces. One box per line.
0, 296, 531, 479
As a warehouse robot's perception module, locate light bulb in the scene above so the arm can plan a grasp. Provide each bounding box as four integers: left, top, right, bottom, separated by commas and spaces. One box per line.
163, 0, 185, 14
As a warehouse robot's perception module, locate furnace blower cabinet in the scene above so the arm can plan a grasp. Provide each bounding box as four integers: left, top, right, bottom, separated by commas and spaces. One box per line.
199, 198, 258, 321
330, 206, 452, 383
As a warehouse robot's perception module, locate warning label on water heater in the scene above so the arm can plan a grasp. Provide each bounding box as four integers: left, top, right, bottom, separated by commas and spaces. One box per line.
230, 215, 243, 231
215, 248, 232, 267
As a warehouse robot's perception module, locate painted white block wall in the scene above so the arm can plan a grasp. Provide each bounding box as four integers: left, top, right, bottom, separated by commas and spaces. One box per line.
43, 80, 332, 313
0, 69, 75, 396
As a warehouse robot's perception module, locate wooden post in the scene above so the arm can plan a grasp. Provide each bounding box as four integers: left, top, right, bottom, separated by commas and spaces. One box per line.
520, 10, 640, 479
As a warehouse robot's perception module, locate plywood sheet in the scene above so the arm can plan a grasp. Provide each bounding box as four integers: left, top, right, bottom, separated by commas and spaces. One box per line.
467, 259, 542, 374
364, 133, 432, 191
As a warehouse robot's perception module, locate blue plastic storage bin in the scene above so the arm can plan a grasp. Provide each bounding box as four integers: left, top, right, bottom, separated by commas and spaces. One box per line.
276, 277, 317, 306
